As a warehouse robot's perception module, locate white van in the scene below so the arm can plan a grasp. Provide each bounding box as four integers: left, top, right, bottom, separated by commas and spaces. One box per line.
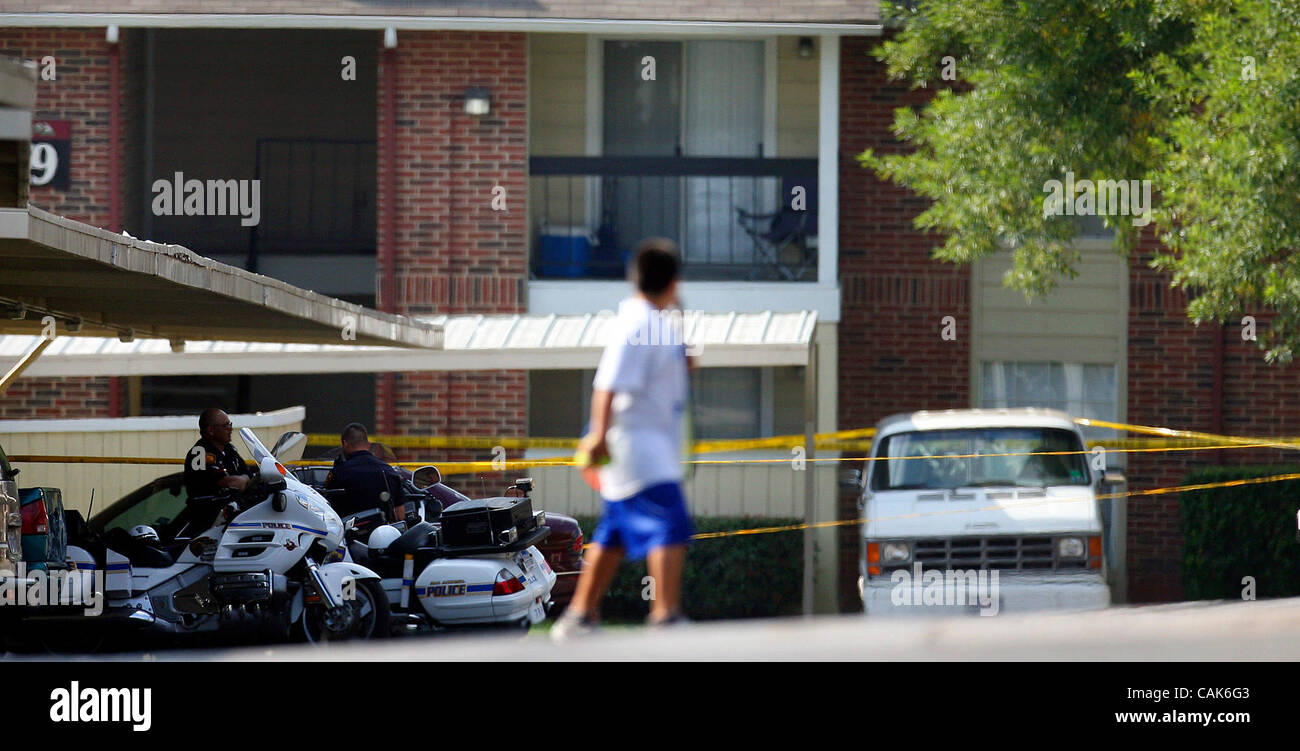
856, 408, 1115, 616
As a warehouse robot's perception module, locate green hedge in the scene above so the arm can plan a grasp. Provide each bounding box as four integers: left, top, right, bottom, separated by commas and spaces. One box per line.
571, 515, 805, 622
1181, 465, 1300, 600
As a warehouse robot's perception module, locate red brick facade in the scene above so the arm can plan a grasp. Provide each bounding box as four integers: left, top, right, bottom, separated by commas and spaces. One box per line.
835, 34, 972, 609
375, 31, 528, 462
1125, 232, 1300, 602
0, 28, 121, 419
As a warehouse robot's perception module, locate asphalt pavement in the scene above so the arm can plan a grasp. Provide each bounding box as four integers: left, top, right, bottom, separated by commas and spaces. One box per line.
64, 597, 1300, 661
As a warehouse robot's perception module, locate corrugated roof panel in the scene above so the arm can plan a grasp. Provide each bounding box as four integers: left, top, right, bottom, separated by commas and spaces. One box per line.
692, 313, 735, 344
441, 317, 481, 349
544, 315, 593, 348
766, 312, 810, 343
580, 314, 619, 347
468, 315, 518, 349
728, 312, 771, 345
507, 315, 554, 348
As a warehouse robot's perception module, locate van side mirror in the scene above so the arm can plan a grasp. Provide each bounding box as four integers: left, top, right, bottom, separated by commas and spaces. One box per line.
1101, 471, 1126, 486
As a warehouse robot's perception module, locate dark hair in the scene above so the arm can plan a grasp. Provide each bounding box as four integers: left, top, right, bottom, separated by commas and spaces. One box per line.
630, 238, 681, 295
198, 407, 226, 431
341, 422, 369, 446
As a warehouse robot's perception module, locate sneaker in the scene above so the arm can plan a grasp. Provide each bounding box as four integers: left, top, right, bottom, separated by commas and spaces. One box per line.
646, 612, 692, 629
550, 611, 600, 642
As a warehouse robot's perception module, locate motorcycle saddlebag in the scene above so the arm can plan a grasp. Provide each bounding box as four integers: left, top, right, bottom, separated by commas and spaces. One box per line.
440, 497, 536, 548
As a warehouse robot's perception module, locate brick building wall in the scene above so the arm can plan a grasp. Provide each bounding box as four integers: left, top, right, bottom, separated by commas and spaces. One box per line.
375, 31, 528, 467
0, 28, 121, 418
835, 34, 971, 610
1126, 231, 1300, 602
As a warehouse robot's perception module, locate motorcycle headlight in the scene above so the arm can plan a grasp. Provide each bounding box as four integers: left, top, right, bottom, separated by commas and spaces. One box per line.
1057, 536, 1086, 559
881, 541, 911, 564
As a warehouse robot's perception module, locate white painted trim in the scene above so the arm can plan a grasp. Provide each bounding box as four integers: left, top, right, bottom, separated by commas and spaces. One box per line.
529, 279, 841, 321
584, 35, 602, 231
0, 406, 305, 434
764, 37, 778, 157
0, 14, 884, 35
0, 207, 29, 239
817, 34, 840, 287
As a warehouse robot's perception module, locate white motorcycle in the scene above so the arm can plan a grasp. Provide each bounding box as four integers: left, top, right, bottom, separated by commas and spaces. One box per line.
53, 428, 389, 647
331, 471, 556, 633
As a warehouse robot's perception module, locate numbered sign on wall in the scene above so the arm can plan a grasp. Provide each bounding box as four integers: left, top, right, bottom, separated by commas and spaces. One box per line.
31, 120, 71, 190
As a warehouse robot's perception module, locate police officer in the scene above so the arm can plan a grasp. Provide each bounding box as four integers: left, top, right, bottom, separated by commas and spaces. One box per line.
183, 407, 251, 531
325, 423, 406, 522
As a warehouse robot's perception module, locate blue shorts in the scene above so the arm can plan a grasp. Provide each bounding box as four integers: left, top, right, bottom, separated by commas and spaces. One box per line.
591, 481, 694, 561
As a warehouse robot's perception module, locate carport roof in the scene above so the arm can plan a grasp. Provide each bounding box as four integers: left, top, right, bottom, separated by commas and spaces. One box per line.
0, 206, 439, 349
0, 309, 817, 375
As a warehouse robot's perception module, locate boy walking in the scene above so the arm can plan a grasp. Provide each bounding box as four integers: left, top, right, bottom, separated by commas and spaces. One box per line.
553, 238, 693, 639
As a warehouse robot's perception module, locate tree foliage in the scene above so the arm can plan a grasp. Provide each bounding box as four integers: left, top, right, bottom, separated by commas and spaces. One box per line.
861, 0, 1300, 361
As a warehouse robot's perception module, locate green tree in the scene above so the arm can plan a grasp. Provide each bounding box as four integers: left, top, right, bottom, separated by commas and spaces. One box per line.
861, 0, 1300, 361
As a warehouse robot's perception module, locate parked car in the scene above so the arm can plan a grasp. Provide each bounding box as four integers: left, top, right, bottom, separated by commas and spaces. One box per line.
290, 461, 584, 613
856, 408, 1118, 616
0, 441, 25, 605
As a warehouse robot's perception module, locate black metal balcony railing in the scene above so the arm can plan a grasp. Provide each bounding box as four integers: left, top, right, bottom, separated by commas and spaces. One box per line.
249, 138, 377, 270
530, 156, 818, 282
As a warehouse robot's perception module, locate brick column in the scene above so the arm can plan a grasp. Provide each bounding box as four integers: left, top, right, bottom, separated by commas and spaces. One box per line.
835, 34, 972, 610
375, 31, 528, 471
0, 28, 124, 418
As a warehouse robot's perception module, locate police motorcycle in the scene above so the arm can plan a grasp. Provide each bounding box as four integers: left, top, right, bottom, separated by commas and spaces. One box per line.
324, 467, 556, 633
57, 428, 389, 647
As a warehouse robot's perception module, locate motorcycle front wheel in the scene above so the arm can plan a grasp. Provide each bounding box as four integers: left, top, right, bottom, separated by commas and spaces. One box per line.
298, 579, 390, 644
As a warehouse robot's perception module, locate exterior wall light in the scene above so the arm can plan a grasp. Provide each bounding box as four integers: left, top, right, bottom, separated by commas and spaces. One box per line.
464, 86, 491, 116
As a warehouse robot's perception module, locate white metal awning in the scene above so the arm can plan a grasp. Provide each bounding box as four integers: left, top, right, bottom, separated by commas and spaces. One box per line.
0, 206, 439, 349
0, 310, 817, 376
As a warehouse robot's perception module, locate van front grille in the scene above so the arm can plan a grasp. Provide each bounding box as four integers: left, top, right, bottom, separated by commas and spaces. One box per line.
886, 536, 1089, 572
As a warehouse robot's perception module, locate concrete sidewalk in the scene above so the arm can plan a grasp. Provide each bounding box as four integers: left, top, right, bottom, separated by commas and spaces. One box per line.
147, 598, 1300, 661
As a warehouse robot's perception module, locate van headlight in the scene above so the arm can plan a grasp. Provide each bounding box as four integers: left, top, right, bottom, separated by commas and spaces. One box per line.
1057, 536, 1086, 559
881, 541, 911, 564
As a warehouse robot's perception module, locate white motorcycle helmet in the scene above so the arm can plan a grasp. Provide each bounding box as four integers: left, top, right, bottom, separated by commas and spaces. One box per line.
368, 524, 401, 552
129, 524, 159, 543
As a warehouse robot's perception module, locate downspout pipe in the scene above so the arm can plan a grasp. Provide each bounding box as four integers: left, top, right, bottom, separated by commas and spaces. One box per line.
108, 30, 122, 417
379, 34, 398, 434
1212, 323, 1224, 434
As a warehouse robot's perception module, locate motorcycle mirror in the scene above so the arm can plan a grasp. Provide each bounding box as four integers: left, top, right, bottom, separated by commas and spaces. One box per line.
412, 466, 441, 489
270, 431, 308, 462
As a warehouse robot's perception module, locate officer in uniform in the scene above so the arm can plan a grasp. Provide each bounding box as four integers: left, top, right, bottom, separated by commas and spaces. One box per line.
325, 422, 406, 522
182, 407, 251, 532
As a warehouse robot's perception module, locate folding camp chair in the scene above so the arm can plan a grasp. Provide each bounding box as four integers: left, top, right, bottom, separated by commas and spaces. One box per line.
735, 178, 818, 281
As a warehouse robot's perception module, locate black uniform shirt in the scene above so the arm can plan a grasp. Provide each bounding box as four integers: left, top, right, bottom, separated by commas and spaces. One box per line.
183, 437, 249, 501
325, 449, 403, 518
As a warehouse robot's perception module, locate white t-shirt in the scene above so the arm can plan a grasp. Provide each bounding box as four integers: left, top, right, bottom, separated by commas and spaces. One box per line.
592, 296, 689, 501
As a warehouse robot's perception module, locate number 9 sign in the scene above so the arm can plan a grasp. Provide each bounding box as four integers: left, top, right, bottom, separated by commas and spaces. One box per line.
30, 120, 71, 190
30, 143, 58, 186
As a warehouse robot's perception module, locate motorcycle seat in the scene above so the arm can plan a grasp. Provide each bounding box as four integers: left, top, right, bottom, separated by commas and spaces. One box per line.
384, 521, 436, 559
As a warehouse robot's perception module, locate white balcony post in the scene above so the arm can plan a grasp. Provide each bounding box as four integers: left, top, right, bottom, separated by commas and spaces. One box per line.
817, 35, 840, 287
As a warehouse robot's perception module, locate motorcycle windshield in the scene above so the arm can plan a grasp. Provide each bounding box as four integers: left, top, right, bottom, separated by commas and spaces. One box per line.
239, 427, 274, 467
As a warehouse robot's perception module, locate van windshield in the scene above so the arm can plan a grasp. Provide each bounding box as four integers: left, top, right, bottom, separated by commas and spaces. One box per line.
869, 427, 1089, 491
